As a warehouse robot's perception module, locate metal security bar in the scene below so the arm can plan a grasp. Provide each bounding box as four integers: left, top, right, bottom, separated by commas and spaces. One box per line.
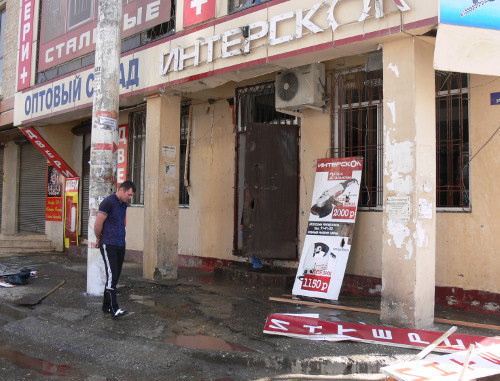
435, 71, 470, 209
332, 69, 383, 208
236, 81, 297, 131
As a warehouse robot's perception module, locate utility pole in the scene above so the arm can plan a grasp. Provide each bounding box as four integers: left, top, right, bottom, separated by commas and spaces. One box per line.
87, 0, 122, 295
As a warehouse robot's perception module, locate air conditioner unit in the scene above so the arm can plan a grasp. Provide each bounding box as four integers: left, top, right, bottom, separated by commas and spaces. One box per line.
275, 63, 326, 110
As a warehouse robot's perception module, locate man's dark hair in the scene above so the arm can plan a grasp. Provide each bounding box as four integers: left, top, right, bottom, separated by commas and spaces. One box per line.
119, 181, 136, 193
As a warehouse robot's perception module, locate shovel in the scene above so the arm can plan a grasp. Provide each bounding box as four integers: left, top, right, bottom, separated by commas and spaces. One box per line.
15, 280, 66, 306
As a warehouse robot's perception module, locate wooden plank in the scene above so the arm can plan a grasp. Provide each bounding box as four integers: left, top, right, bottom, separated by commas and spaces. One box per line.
270, 297, 380, 315
458, 344, 475, 381
412, 326, 457, 360
270, 296, 500, 331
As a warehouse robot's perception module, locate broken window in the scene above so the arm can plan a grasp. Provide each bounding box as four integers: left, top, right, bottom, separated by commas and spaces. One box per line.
128, 110, 146, 205
332, 68, 384, 208
435, 71, 470, 209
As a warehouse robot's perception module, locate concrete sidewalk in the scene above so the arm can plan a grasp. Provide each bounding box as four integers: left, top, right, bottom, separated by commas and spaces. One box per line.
0, 252, 498, 380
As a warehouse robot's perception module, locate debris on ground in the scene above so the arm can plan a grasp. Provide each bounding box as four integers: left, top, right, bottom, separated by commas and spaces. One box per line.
0, 267, 38, 287
263, 313, 500, 352
382, 343, 500, 380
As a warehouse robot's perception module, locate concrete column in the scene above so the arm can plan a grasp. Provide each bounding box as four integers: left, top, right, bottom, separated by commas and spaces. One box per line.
1, 142, 20, 234
87, 0, 122, 295
143, 94, 180, 280
381, 37, 436, 328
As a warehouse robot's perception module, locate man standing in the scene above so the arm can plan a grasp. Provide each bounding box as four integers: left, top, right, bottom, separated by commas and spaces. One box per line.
94, 181, 136, 317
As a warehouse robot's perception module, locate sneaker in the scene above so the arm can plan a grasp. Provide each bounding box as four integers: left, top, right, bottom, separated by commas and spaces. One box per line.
102, 306, 111, 313
111, 308, 128, 318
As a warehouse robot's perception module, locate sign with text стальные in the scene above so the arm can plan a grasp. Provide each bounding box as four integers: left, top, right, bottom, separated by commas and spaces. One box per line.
292, 157, 363, 301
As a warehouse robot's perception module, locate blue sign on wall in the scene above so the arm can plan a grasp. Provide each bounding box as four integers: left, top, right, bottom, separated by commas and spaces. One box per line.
440, 0, 500, 30
491, 92, 500, 105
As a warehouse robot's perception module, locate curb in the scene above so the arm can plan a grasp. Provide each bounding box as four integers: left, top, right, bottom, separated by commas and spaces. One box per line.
187, 349, 409, 375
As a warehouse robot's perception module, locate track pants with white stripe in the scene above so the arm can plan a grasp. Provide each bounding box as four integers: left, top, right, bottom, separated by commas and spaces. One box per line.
100, 244, 126, 313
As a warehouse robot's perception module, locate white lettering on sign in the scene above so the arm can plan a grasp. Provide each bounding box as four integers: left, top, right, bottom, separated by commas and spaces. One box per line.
41, 0, 162, 69
190, 0, 208, 15
160, 0, 411, 75
269, 319, 290, 331
117, 124, 129, 186
18, 0, 35, 90
372, 329, 393, 340
408, 333, 430, 345
318, 159, 362, 169
19, 127, 78, 178
304, 325, 323, 334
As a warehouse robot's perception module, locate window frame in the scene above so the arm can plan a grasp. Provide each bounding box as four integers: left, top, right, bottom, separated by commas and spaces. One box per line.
128, 110, 147, 206
67, 0, 94, 30
332, 67, 384, 210
435, 71, 471, 212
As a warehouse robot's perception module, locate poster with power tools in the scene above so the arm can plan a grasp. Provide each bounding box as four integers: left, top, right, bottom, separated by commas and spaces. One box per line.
292, 157, 363, 300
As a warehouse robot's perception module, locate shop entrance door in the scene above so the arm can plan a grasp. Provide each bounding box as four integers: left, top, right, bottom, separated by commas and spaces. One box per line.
237, 82, 299, 259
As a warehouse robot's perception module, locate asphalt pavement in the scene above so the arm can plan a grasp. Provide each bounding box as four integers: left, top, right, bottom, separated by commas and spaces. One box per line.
0, 251, 498, 380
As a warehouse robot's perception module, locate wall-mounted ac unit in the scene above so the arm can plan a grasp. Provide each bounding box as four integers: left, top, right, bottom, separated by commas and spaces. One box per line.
275, 63, 325, 110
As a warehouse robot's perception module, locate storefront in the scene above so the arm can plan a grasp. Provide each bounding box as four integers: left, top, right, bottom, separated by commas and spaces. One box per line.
10, 0, 500, 326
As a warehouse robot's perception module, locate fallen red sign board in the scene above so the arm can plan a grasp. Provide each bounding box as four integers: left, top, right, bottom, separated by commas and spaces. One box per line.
263, 314, 500, 353
382, 344, 500, 381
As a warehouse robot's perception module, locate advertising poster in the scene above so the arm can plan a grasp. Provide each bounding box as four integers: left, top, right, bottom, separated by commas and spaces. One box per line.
64, 178, 79, 248
292, 157, 363, 300
440, 0, 500, 30
46, 164, 63, 221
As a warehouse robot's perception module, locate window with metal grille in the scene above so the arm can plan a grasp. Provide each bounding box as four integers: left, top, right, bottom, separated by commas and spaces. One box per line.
128, 110, 146, 205
229, 0, 270, 14
333, 69, 384, 208
435, 71, 470, 209
237, 81, 297, 129
68, 0, 93, 29
179, 102, 190, 207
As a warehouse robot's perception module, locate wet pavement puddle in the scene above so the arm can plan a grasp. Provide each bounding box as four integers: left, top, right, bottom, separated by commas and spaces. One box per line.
129, 294, 156, 307
0, 345, 82, 377
164, 335, 256, 352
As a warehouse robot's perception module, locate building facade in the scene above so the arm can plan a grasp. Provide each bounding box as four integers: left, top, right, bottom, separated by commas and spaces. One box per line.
3, 0, 500, 326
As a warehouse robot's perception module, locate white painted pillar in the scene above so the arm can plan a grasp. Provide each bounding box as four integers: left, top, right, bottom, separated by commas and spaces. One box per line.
381, 37, 437, 328
143, 94, 180, 280
87, 0, 122, 295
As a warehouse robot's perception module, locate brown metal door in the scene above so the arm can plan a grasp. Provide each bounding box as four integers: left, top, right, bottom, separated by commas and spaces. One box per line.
241, 122, 299, 259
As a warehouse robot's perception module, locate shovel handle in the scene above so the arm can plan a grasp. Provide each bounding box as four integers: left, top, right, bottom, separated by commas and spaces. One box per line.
39, 280, 66, 301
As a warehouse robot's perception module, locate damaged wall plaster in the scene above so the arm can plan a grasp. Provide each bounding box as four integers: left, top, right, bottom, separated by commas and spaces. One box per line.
387, 220, 410, 249
388, 62, 400, 77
